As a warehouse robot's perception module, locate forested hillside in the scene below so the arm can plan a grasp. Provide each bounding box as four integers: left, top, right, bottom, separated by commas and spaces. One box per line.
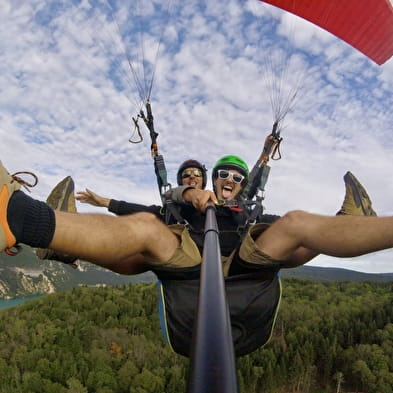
0, 280, 392, 393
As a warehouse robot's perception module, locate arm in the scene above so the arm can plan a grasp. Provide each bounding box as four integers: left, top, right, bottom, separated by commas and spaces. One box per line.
76, 189, 110, 208
108, 199, 161, 216
76, 189, 161, 216
170, 185, 218, 211
170, 185, 195, 203
182, 188, 218, 212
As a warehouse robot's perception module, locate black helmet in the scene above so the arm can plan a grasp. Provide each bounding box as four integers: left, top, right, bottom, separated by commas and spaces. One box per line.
176, 159, 207, 188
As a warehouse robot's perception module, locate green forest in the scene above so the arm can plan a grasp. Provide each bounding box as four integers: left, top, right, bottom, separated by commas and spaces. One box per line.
0, 279, 392, 393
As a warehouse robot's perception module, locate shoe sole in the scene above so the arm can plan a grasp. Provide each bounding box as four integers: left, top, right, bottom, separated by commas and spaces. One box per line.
0, 185, 16, 249
344, 172, 376, 216
0, 162, 21, 250
46, 176, 76, 212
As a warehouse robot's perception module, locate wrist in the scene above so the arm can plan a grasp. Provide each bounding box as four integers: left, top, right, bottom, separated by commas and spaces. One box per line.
182, 187, 196, 202
100, 197, 111, 207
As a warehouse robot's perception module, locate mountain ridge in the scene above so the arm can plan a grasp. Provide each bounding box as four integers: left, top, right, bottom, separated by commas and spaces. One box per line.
1, 245, 391, 298
280, 265, 393, 282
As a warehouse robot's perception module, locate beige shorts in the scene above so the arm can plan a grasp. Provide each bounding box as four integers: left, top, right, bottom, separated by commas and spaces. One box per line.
148, 223, 282, 277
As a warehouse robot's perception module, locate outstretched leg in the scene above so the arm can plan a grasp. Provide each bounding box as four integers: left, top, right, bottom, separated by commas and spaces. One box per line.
257, 171, 381, 268
50, 210, 178, 266
256, 211, 393, 267
0, 162, 179, 273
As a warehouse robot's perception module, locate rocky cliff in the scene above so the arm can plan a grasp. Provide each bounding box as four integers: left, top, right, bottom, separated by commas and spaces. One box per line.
0, 245, 155, 299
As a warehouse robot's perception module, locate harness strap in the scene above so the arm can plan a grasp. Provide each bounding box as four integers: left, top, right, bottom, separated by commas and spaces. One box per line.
243, 121, 282, 201
139, 102, 174, 213
233, 199, 263, 238
162, 191, 196, 229
154, 154, 169, 195
139, 102, 193, 227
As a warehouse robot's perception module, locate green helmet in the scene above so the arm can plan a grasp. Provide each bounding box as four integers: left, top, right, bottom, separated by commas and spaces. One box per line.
212, 155, 249, 185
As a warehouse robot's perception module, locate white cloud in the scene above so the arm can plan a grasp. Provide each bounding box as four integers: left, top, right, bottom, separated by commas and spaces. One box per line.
1, 0, 392, 272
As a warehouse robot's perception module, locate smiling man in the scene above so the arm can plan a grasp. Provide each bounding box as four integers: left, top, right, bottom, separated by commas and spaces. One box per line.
213, 155, 247, 200
173, 155, 280, 275
74, 159, 207, 214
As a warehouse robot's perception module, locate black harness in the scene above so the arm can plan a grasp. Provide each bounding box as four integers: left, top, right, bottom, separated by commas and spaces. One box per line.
156, 268, 282, 357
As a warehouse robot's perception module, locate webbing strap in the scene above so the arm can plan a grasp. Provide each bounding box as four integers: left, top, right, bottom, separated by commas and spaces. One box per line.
235, 198, 263, 237
154, 154, 169, 193
140, 102, 172, 203
139, 102, 193, 227
163, 191, 195, 229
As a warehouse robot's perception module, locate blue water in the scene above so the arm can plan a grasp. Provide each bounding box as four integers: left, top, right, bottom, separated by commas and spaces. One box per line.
0, 295, 44, 311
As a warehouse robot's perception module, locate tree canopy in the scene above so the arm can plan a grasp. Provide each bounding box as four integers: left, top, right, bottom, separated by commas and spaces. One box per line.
0, 279, 392, 393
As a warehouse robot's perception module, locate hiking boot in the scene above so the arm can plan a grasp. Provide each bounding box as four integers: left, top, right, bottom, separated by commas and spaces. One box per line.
337, 171, 377, 216
1, 161, 39, 253
36, 176, 78, 268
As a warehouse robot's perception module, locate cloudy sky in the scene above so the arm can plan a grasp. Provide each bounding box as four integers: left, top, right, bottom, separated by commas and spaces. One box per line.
1, 0, 392, 273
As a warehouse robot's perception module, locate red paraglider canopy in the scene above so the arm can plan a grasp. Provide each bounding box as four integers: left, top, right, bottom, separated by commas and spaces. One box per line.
260, 0, 393, 65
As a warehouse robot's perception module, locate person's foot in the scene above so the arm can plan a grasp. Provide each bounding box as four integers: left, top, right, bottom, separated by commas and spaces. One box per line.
36, 176, 78, 268
337, 171, 377, 216
0, 161, 38, 254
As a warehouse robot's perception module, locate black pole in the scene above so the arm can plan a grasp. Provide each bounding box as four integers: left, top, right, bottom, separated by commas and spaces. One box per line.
187, 203, 239, 393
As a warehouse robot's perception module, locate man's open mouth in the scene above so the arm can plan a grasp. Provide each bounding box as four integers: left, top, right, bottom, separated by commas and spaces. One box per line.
222, 185, 233, 199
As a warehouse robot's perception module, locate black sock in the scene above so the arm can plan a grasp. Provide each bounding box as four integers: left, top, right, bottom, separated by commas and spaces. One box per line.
7, 191, 56, 248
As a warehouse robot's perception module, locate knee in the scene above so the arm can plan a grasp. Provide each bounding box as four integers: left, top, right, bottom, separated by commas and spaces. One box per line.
278, 210, 310, 234
119, 211, 163, 231
132, 211, 160, 223
134, 212, 176, 242
133, 211, 164, 228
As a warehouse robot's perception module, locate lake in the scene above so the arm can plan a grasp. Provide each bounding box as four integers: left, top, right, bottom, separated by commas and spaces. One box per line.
0, 294, 44, 311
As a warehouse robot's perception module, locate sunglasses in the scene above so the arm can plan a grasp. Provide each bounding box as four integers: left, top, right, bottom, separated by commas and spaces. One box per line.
182, 169, 203, 178
217, 169, 245, 184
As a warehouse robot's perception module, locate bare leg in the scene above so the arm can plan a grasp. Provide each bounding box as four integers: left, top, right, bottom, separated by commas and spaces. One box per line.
95, 253, 150, 275
49, 211, 179, 272
256, 210, 393, 267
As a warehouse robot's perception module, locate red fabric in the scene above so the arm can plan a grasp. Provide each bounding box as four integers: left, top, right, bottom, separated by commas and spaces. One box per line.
260, 0, 393, 65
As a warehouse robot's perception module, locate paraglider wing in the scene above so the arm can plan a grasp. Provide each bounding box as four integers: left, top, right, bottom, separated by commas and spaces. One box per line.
260, 0, 393, 65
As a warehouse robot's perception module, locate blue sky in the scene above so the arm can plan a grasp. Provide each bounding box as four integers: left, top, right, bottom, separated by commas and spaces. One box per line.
1, 0, 393, 273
